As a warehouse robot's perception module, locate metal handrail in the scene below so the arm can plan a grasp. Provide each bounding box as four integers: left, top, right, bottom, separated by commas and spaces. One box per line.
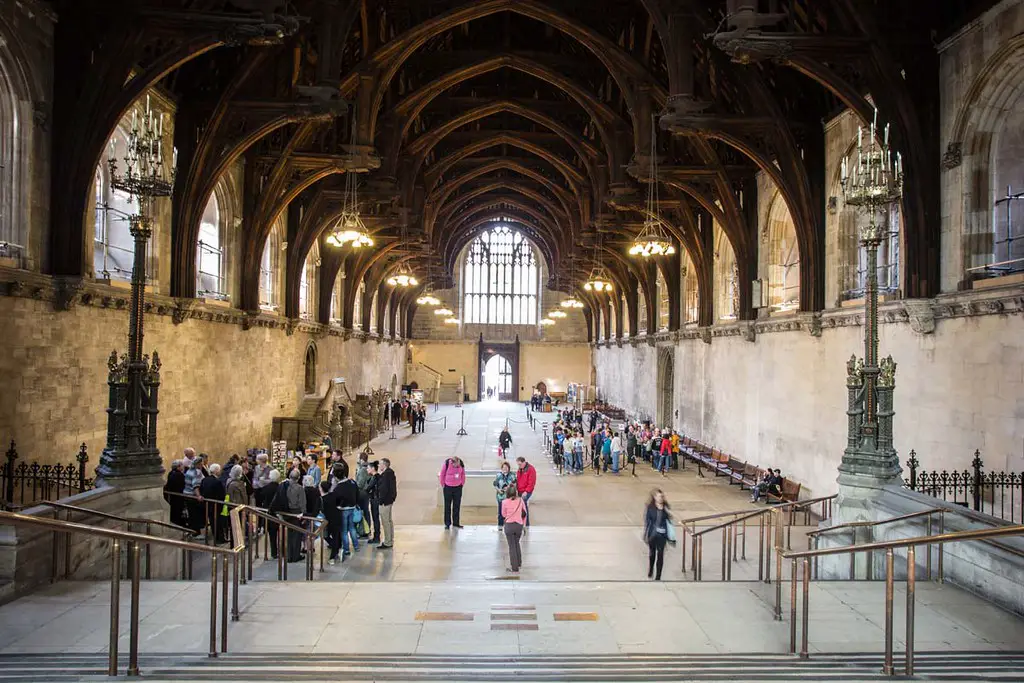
778, 522, 1024, 676
0, 505, 246, 676
164, 490, 325, 581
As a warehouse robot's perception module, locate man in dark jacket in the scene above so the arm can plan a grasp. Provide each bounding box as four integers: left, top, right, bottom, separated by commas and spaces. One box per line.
199, 464, 228, 544
376, 458, 397, 549
366, 461, 381, 543
320, 481, 343, 563
498, 427, 513, 458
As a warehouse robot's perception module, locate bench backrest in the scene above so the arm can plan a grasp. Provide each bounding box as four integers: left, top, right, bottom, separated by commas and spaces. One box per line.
727, 457, 745, 471
781, 479, 802, 498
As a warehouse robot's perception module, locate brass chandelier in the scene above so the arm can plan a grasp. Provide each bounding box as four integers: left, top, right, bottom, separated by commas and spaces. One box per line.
629, 115, 675, 258
327, 124, 373, 249
583, 239, 614, 292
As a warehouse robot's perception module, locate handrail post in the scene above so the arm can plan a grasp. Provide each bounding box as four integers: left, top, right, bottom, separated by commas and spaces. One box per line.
128, 541, 141, 676
883, 548, 895, 676
108, 538, 121, 676
938, 511, 945, 583
721, 526, 727, 580
906, 545, 916, 676
277, 523, 284, 580
774, 547, 782, 620
789, 558, 797, 653
231, 553, 240, 621
144, 522, 151, 580
801, 557, 810, 659
757, 515, 764, 581
209, 551, 217, 658
221, 555, 228, 653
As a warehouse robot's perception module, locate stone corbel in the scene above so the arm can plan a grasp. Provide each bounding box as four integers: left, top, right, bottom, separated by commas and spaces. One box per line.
172, 298, 197, 325
284, 318, 299, 336
241, 311, 261, 331
801, 311, 823, 338
699, 327, 712, 345
942, 142, 962, 170
741, 321, 756, 343
902, 300, 936, 335
52, 277, 83, 311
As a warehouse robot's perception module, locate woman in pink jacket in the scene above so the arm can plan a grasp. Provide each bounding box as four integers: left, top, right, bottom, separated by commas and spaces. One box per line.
439, 457, 466, 530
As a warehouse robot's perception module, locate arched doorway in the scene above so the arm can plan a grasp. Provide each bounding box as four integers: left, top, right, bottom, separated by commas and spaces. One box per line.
483, 354, 512, 400
391, 373, 399, 399
656, 348, 674, 428
304, 343, 317, 395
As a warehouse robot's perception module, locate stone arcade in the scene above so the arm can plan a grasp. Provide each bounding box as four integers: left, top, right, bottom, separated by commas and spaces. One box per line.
0, 0, 1023, 681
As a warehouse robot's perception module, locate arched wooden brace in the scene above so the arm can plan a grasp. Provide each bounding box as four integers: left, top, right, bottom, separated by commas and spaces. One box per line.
421, 133, 588, 196
171, 50, 275, 298
836, 0, 939, 299
656, 254, 682, 331
428, 159, 581, 236
581, 306, 595, 344
344, 0, 657, 145
623, 270, 641, 337
345, 242, 402, 329
50, 22, 221, 277
433, 181, 569, 240
378, 53, 627, 174
442, 201, 556, 254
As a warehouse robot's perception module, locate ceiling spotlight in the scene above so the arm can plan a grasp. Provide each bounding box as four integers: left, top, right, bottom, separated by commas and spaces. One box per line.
548, 309, 567, 318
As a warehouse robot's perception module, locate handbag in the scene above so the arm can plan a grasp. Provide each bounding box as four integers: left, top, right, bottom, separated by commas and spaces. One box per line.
666, 519, 677, 543
352, 507, 364, 525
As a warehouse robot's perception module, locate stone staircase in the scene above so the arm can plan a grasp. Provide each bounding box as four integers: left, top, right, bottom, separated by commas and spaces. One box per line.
1, 652, 1023, 681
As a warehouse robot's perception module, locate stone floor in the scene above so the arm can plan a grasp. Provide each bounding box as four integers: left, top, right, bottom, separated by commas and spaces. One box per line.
2, 578, 1023, 657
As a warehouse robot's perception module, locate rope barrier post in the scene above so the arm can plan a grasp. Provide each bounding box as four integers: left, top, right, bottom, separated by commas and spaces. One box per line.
456, 409, 468, 436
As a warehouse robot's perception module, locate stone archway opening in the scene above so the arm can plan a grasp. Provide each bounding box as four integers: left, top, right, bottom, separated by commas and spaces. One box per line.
304, 343, 317, 395
656, 348, 674, 429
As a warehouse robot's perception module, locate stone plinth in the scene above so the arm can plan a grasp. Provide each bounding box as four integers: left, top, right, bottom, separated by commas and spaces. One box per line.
436, 470, 501, 508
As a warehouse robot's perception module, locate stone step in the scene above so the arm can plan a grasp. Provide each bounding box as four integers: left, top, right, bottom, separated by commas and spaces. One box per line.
0, 652, 1023, 682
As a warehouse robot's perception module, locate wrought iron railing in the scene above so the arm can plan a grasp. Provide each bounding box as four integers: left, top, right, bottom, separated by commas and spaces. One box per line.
904, 449, 1023, 523
1, 440, 94, 510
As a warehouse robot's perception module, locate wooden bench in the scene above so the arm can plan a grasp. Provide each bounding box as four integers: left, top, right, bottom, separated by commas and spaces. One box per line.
724, 457, 748, 485
767, 479, 802, 504
738, 463, 764, 490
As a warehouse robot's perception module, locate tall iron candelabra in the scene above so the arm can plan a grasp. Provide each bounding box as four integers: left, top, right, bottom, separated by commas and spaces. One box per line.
95, 95, 176, 488
837, 110, 904, 486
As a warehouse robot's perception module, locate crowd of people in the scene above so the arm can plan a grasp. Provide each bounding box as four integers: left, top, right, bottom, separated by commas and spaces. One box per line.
163, 447, 399, 564
387, 397, 429, 434
544, 408, 685, 477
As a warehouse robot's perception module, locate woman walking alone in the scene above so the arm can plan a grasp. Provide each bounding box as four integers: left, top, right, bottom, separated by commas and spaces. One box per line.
643, 489, 673, 580
439, 456, 466, 530
501, 486, 527, 573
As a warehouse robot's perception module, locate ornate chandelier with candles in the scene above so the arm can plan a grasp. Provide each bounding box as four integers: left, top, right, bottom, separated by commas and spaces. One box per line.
386, 265, 419, 287
583, 238, 614, 292
326, 169, 373, 249
629, 115, 676, 258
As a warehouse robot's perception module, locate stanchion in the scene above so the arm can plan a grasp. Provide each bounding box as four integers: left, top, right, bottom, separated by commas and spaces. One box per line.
456, 409, 468, 436
389, 422, 396, 440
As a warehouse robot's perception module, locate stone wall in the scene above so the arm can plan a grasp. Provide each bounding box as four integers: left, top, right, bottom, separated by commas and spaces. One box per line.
594, 288, 1024, 499
0, 278, 406, 469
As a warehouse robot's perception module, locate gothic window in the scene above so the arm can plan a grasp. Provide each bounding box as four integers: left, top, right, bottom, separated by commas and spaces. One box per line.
682, 251, 699, 324
620, 292, 629, 338
259, 217, 283, 310
461, 224, 539, 325
329, 272, 344, 324
196, 193, 227, 300
839, 202, 900, 301
299, 243, 318, 321
714, 223, 738, 320
352, 279, 364, 330
93, 126, 143, 281
989, 104, 1024, 276
656, 268, 670, 331
0, 49, 25, 265
765, 194, 801, 311
636, 283, 648, 334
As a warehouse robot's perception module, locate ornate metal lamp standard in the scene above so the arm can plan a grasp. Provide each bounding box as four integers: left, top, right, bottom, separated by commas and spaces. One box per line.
838, 111, 904, 488
95, 96, 175, 488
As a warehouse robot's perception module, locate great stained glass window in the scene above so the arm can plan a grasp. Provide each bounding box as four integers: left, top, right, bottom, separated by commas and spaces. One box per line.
463, 225, 538, 325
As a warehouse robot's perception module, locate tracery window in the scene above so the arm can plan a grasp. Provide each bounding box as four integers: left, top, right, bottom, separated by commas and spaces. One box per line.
765, 195, 801, 311
840, 203, 900, 300
299, 243, 318, 321
656, 268, 670, 331
636, 283, 648, 334
93, 127, 144, 281
0, 50, 25, 264
462, 224, 538, 325
196, 193, 227, 300
352, 279, 364, 330
259, 217, 283, 310
682, 252, 699, 324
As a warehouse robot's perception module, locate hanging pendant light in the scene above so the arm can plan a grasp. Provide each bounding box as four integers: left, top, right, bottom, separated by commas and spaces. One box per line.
629, 114, 676, 258
561, 297, 584, 308
417, 294, 440, 306
434, 307, 454, 316
326, 123, 374, 250
548, 309, 567, 318
443, 317, 460, 325
539, 317, 556, 326
386, 262, 418, 287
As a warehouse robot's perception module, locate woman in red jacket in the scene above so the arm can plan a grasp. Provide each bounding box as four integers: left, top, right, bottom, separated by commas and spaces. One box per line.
515, 457, 536, 527
658, 431, 672, 476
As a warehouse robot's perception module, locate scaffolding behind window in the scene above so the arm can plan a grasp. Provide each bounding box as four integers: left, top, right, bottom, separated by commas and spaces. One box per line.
196, 194, 227, 300
93, 129, 149, 282
843, 204, 900, 300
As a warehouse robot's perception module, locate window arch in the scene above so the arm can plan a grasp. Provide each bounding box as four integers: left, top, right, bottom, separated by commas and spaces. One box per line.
352, 278, 364, 330
682, 251, 699, 324
620, 292, 629, 338
989, 102, 1024, 276
93, 126, 142, 281
0, 47, 26, 265
636, 283, 648, 334
196, 193, 227, 299
329, 271, 344, 324
656, 267, 670, 331
765, 193, 801, 311
299, 243, 318, 321
259, 216, 283, 310
462, 224, 539, 325
714, 222, 739, 320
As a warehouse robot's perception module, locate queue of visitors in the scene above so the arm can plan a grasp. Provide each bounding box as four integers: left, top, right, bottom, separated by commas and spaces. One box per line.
163, 446, 399, 562
544, 408, 684, 477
